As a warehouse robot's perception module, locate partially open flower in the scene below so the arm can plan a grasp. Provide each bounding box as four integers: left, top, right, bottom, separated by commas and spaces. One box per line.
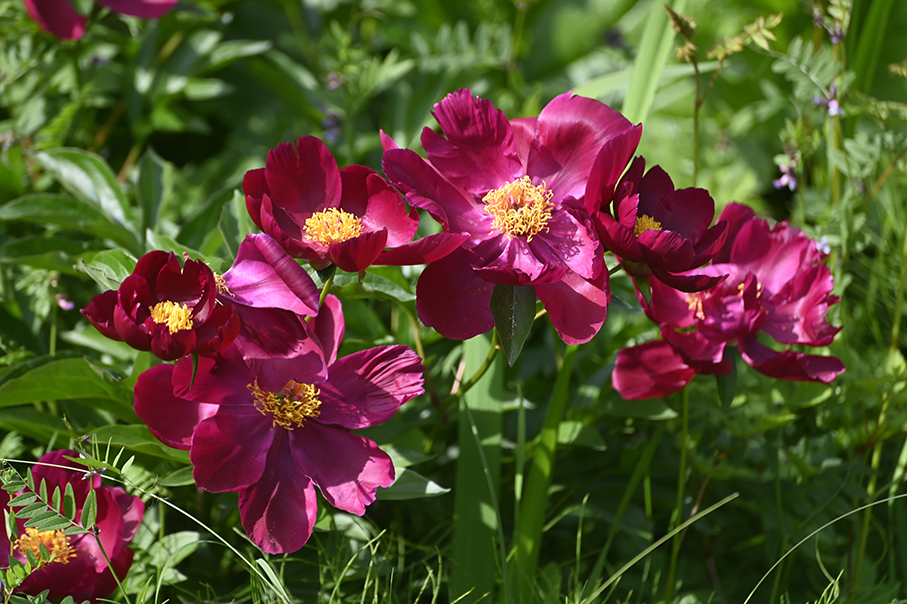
595, 157, 728, 292
243, 137, 465, 273
0, 450, 144, 603
81, 251, 240, 361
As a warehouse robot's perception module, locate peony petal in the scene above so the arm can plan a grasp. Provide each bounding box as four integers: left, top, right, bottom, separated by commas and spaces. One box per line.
375, 232, 469, 265
172, 345, 256, 406
238, 431, 318, 554
713, 203, 757, 263
416, 248, 495, 340
612, 340, 696, 399
243, 168, 268, 231
23, 0, 86, 40
534, 269, 609, 345
96, 0, 178, 18
584, 124, 643, 213
135, 364, 217, 449
223, 234, 320, 316
290, 424, 395, 515
329, 229, 388, 273
316, 345, 424, 429
191, 406, 273, 492
311, 294, 345, 366
637, 229, 695, 272
595, 212, 643, 262
265, 137, 341, 222
739, 336, 845, 383
81, 290, 121, 341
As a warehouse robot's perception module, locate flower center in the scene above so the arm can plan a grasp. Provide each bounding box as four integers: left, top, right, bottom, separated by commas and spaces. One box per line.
149, 301, 194, 334
249, 380, 322, 430
15, 527, 77, 568
685, 293, 707, 320
304, 208, 364, 246
483, 176, 554, 241
214, 272, 233, 297
634, 214, 663, 237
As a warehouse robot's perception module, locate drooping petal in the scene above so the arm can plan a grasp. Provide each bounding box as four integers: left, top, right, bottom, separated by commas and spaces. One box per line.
739, 336, 845, 383
534, 269, 609, 345
612, 340, 696, 400
238, 431, 318, 554
23, 0, 86, 40
223, 234, 320, 316
416, 247, 494, 340
191, 406, 274, 492
311, 294, 345, 366
290, 424, 395, 515
375, 232, 469, 265
134, 364, 218, 449
316, 345, 424, 429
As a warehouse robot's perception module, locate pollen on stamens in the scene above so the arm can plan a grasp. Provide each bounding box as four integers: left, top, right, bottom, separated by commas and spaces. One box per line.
685, 293, 706, 320
214, 272, 233, 297
149, 301, 194, 334
483, 176, 554, 241
15, 527, 77, 568
634, 214, 663, 237
249, 380, 322, 430
304, 208, 364, 246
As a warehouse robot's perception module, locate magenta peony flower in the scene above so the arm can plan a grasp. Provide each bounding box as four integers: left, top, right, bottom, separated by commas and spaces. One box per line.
243, 136, 466, 273
613, 203, 844, 399
594, 157, 728, 291
134, 295, 425, 553
23, 0, 178, 40
382, 89, 642, 344
82, 251, 240, 361
0, 450, 144, 602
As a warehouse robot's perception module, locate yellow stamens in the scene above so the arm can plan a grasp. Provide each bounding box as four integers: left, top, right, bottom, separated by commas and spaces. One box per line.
249, 380, 322, 430
214, 272, 233, 297
634, 214, 663, 237
15, 527, 76, 568
685, 293, 706, 320
149, 301, 194, 334
304, 208, 364, 246
483, 176, 554, 241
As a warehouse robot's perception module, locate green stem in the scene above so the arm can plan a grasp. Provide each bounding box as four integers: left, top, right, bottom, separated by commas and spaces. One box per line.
663, 387, 690, 603
510, 344, 578, 601
438, 330, 500, 413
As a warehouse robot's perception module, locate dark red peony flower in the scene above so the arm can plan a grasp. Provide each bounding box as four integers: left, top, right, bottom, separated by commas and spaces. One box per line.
134, 295, 424, 553
81, 251, 240, 361
0, 450, 144, 602
595, 157, 728, 292
382, 89, 642, 344
243, 136, 465, 273
613, 203, 844, 399
23, 0, 177, 40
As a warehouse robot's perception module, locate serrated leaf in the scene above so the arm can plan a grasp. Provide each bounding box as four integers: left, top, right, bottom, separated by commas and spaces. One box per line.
490, 284, 536, 367
376, 467, 450, 500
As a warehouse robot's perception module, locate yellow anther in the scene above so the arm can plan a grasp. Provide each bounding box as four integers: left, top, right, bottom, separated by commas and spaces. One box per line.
15, 527, 76, 567
249, 380, 322, 430
483, 176, 554, 241
214, 272, 233, 297
634, 214, 663, 237
149, 301, 194, 334
304, 208, 364, 246
685, 293, 706, 320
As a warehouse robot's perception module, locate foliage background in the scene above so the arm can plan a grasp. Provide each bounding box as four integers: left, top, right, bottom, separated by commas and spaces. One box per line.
1, 0, 907, 602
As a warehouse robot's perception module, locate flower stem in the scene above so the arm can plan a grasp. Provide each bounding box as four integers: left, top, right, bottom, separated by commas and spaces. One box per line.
439, 330, 500, 412
663, 387, 690, 604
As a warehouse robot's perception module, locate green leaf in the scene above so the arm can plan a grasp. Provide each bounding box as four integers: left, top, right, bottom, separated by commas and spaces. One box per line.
90, 424, 190, 462
158, 466, 195, 487
217, 189, 255, 259
136, 148, 172, 235
75, 249, 138, 291
7, 492, 38, 507
490, 284, 536, 366
80, 488, 97, 528
333, 271, 416, 303
25, 511, 71, 531
376, 467, 450, 500
716, 352, 738, 410
601, 397, 678, 420
0, 358, 133, 410
557, 421, 606, 451
0, 194, 141, 255
63, 483, 76, 520
31, 148, 134, 232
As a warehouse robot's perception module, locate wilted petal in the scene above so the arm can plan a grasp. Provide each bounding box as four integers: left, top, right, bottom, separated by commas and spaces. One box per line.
290, 424, 395, 515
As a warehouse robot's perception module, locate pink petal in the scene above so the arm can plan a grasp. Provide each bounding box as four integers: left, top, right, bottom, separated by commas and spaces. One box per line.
134, 363, 217, 449
290, 424, 395, 515
23, 0, 86, 40
329, 229, 388, 273
637, 229, 695, 272
238, 432, 318, 554
534, 269, 609, 345
265, 138, 341, 222
595, 212, 643, 262
416, 247, 494, 340
317, 345, 424, 429
81, 290, 121, 341
612, 340, 696, 400
584, 124, 643, 213
96, 0, 177, 18
639, 184, 715, 243
191, 407, 273, 492
172, 345, 256, 406
739, 337, 845, 383
713, 203, 757, 263
311, 294, 345, 366
375, 232, 469, 265
223, 234, 320, 316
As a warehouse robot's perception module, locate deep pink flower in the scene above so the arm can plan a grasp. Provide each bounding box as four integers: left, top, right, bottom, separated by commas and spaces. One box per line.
595, 157, 728, 291
134, 295, 425, 553
613, 203, 844, 399
382, 89, 642, 344
0, 450, 144, 602
23, 0, 177, 40
82, 251, 240, 361
243, 136, 465, 273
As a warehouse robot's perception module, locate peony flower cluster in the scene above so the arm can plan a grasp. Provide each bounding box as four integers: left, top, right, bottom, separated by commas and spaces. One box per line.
76, 87, 844, 582
1, 450, 144, 603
